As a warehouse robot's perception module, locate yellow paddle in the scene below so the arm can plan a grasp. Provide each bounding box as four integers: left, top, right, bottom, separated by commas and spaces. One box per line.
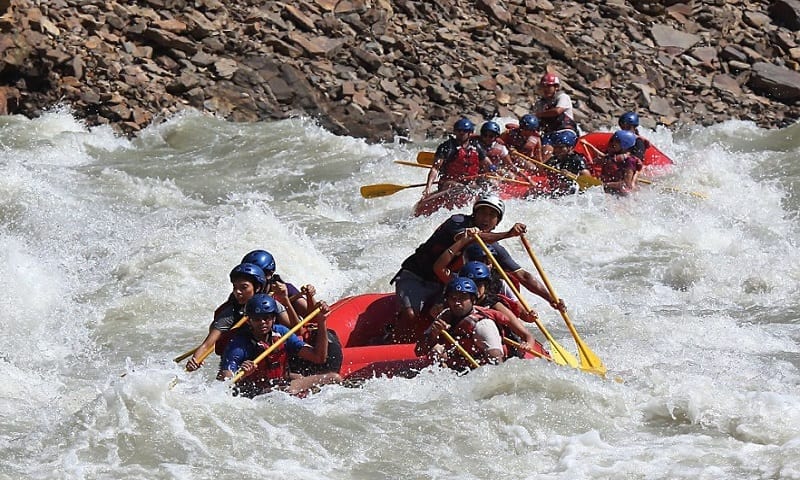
395, 160, 431, 168
417, 151, 435, 166
440, 330, 481, 369
471, 234, 578, 368
510, 150, 602, 191
502, 337, 549, 360
519, 235, 606, 377
360, 182, 428, 198
173, 346, 199, 364
231, 307, 321, 384
579, 140, 706, 199
179, 315, 252, 369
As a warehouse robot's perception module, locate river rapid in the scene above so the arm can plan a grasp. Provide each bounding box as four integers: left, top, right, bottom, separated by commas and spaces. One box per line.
0, 109, 798, 479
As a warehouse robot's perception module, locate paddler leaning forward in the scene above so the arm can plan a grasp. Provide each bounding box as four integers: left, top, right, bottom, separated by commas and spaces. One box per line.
389, 194, 527, 343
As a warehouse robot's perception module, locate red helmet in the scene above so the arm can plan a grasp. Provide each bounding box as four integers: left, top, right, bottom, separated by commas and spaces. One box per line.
541, 73, 560, 86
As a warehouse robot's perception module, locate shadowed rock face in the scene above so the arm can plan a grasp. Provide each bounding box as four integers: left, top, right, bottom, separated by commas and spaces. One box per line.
0, 0, 798, 142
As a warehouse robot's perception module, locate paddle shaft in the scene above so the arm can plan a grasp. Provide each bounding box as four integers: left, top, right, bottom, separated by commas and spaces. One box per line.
511, 149, 577, 180
440, 330, 481, 369
471, 234, 577, 367
519, 235, 606, 376
511, 150, 602, 190
231, 307, 321, 384
502, 337, 549, 360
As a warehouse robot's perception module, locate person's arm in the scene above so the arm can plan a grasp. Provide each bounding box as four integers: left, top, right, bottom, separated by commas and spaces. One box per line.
297, 284, 316, 318
473, 223, 527, 244
272, 282, 299, 328
186, 328, 222, 371
216, 339, 249, 380
492, 302, 536, 346
509, 268, 564, 310
296, 302, 330, 364
423, 159, 442, 197
622, 164, 637, 193
432, 232, 478, 283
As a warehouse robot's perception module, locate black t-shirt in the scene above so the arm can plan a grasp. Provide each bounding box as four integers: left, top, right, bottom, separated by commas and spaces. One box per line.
400, 214, 475, 282
289, 329, 343, 376
631, 138, 647, 161
548, 152, 588, 175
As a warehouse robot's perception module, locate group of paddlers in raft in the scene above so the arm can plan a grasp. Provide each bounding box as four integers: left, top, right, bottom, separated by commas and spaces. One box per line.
423, 73, 652, 199
177, 193, 597, 397
176, 73, 631, 397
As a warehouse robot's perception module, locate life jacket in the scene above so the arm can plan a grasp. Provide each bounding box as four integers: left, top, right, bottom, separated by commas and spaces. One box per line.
476, 136, 509, 164
495, 293, 523, 318
599, 153, 642, 183
241, 331, 291, 389
499, 126, 540, 158
441, 140, 483, 182
538, 94, 578, 134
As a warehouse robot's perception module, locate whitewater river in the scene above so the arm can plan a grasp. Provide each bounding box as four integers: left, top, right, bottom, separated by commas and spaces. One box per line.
0, 110, 798, 479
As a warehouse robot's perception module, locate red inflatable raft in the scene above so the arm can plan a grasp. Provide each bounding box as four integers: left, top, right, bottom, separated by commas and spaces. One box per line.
325, 293, 550, 380
575, 131, 674, 172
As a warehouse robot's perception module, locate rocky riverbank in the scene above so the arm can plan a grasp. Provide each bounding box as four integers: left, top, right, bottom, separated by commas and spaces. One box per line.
1, 0, 799, 142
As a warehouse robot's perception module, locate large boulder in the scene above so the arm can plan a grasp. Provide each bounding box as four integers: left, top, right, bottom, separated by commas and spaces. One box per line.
748, 62, 800, 102
769, 0, 800, 31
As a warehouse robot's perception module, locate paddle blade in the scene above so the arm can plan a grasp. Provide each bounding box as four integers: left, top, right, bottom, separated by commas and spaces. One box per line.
417, 151, 435, 166
576, 173, 603, 190
577, 342, 607, 376
360, 183, 408, 198
543, 336, 579, 367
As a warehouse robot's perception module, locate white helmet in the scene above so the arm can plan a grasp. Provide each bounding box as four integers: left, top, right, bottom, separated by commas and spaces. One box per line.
473, 194, 505, 221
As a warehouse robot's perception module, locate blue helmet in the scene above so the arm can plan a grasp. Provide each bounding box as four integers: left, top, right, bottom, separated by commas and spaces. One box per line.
520, 114, 540, 131
618, 112, 640, 128
446, 277, 478, 296
611, 130, 637, 151
230, 263, 267, 289
241, 250, 276, 274
459, 261, 491, 282
480, 121, 501, 136
245, 293, 279, 317
454, 117, 475, 132
463, 242, 498, 262
552, 130, 578, 147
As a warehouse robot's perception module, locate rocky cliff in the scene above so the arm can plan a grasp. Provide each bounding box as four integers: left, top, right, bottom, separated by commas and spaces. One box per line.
1, 0, 799, 142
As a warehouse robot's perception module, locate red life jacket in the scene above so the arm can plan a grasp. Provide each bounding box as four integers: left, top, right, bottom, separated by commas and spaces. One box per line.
245, 332, 290, 388
599, 154, 642, 183
496, 293, 523, 319
499, 127, 540, 157
441, 143, 482, 182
